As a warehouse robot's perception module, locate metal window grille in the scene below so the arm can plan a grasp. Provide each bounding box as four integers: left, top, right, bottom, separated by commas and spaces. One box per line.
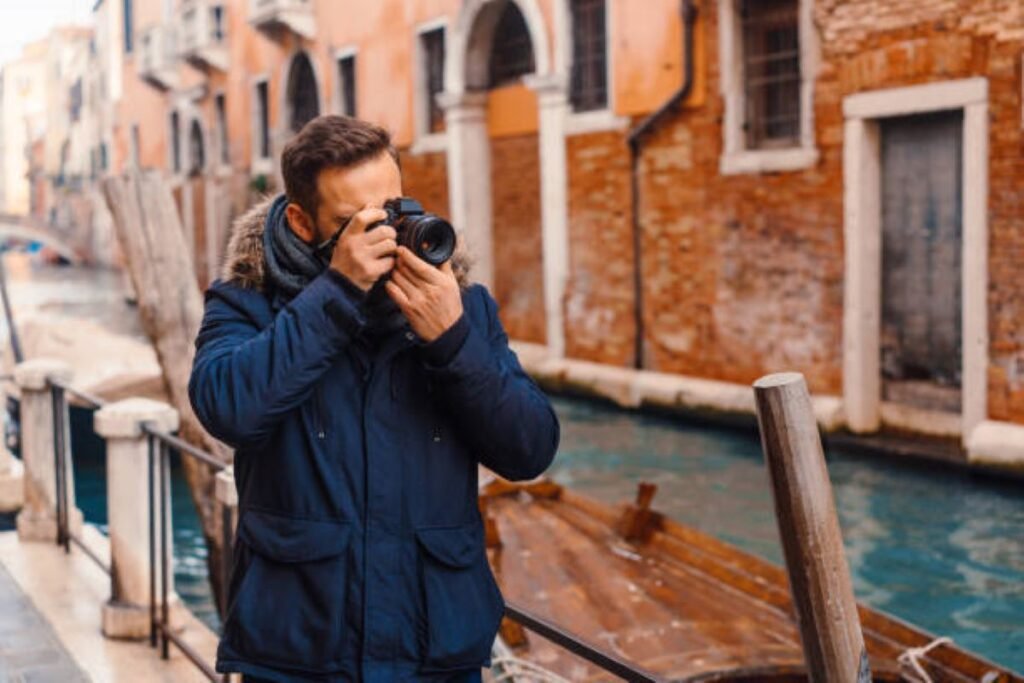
215, 93, 228, 164
169, 112, 180, 172
422, 28, 446, 133
256, 81, 269, 159
188, 120, 204, 176
741, 0, 800, 149
570, 0, 607, 112
488, 2, 535, 87
288, 54, 320, 133
124, 0, 133, 53
338, 55, 357, 117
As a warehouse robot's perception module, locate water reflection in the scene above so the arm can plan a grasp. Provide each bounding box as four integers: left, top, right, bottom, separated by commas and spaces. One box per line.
547, 396, 1024, 672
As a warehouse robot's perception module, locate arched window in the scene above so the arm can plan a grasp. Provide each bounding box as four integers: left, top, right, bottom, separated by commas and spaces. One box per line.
188, 120, 205, 176
287, 52, 320, 133
488, 2, 535, 87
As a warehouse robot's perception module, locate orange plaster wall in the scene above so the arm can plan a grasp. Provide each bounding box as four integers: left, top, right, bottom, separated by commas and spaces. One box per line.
611, 0, 705, 115
487, 84, 540, 137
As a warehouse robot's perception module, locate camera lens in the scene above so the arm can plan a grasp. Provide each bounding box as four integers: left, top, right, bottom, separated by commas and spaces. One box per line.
404, 215, 456, 266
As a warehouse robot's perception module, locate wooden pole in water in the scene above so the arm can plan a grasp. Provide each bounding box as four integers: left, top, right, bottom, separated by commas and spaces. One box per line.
752, 372, 870, 683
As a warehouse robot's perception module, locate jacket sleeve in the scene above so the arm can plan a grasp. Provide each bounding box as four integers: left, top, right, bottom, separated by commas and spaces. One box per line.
188, 270, 366, 449
419, 286, 560, 481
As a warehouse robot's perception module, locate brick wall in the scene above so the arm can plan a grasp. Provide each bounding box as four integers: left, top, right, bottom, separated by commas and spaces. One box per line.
490, 134, 546, 344
565, 129, 636, 366
399, 149, 450, 218
615, 0, 1023, 409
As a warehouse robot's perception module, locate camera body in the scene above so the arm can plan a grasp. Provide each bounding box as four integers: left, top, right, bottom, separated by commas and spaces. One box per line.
370, 197, 456, 267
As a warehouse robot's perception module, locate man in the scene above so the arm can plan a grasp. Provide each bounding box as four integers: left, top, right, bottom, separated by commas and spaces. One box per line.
188, 115, 559, 682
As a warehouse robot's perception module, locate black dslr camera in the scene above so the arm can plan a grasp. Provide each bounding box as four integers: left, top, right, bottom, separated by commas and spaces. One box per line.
369, 197, 456, 266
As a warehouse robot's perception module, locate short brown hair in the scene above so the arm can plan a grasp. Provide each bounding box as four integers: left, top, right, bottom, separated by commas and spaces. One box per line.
280, 115, 400, 220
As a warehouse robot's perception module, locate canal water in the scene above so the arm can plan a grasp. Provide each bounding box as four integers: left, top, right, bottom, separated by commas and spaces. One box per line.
4, 258, 1023, 672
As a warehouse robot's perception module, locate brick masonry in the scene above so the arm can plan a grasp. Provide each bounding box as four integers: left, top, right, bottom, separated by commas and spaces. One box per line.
490, 134, 547, 345
565, 129, 636, 366
399, 149, 450, 218
620, 0, 1023, 425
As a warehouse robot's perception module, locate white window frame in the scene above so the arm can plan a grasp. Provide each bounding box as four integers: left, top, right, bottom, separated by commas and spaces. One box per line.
333, 46, 358, 118
250, 74, 272, 175
411, 18, 449, 155
718, 0, 819, 175
563, 0, 628, 137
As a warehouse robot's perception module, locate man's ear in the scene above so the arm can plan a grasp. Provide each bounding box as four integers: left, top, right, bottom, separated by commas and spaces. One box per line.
284, 202, 316, 243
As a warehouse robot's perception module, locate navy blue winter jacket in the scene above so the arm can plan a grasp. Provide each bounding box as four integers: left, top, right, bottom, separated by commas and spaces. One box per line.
187, 199, 560, 682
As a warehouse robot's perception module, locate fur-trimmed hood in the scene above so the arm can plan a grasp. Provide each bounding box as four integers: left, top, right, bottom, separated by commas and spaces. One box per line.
220, 195, 473, 291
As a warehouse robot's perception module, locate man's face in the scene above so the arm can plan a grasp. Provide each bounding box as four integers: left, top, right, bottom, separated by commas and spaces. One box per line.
309, 151, 403, 241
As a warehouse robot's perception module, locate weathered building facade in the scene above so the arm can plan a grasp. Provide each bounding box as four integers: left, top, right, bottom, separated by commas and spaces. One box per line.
88, 0, 1023, 460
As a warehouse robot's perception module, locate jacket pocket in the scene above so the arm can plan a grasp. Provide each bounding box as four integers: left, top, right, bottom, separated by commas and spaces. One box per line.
225, 508, 353, 674
415, 523, 505, 672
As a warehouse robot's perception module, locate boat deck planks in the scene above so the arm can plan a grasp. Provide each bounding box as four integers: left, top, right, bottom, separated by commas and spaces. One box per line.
481, 479, 1022, 682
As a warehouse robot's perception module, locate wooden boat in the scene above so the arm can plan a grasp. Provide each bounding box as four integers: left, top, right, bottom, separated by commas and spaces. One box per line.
480, 476, 1024, 683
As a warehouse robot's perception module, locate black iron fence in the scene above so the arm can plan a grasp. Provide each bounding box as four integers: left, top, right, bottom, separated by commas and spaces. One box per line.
25, 373, 663, 683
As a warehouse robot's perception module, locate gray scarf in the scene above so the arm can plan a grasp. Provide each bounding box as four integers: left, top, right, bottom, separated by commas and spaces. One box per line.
262, 193, 407, 336
262, 194, 325, 303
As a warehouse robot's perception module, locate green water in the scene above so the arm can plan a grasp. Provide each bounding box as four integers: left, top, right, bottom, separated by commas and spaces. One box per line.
54, 397, 1024, 674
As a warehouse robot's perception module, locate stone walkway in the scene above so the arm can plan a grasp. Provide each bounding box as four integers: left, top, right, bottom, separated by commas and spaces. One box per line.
0, 562, 89, 683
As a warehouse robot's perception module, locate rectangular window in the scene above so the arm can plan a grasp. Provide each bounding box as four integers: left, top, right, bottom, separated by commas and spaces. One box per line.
170, 111, 181, 172
421, 28, 446, 133
212, 5, 225, 42
741, 0, 800, 149
337, 55, 357, 117
570, 0, 607, 112
215, 93, 229, 165
124, 0, 134, 53
256, 80, 270, 159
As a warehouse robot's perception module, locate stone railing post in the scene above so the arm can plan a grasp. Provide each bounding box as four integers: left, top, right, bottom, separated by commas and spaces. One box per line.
215, 465, 237, 619
13, 359, 83, 541
94, 397, 181, 639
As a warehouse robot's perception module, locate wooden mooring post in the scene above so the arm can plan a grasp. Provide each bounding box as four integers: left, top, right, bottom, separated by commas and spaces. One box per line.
753, 372, 871, 683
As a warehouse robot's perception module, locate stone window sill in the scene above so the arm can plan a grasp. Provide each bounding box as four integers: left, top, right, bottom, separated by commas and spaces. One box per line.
719, 146, 819, 175
409, 133, 448, 156
251, 158, 274, 177
565, 109, 630, 137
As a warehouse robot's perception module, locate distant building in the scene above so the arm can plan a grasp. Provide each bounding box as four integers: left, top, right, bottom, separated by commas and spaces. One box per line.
0, 39, 47, 217
82, 0, 1024, 457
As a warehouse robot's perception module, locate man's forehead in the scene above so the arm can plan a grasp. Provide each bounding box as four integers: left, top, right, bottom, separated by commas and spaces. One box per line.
316, 155, 402, 214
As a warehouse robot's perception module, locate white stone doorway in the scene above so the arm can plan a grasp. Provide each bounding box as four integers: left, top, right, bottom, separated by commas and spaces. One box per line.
842, 78, 989, 444
443, 0, 570, 355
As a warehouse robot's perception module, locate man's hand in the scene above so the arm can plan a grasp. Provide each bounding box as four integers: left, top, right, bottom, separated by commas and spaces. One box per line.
385, 246, 463, 342
330, 207, 397, 292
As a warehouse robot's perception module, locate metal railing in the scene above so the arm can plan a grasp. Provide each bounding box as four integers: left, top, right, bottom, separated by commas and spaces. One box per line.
31, 373, 661, 683
144, 424, 227, 682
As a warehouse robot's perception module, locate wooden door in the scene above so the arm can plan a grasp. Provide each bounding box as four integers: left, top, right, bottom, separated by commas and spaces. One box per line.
880, 111, 963, 413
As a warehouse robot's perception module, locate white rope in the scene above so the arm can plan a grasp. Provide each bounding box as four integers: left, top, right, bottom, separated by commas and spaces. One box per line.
490, 638, 573, 683
897, 636, 953, 683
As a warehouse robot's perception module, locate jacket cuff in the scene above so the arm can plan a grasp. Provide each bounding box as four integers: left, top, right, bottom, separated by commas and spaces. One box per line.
417, 314, 471, 368
295, 269, 368, 340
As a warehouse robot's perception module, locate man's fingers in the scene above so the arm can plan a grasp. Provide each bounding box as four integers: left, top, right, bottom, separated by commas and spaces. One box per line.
366, 238, 398, 258
385, 280, 410, 309
345, 207, 389, 235
363, 225, 397, 245
390, 267, 418, 298
397, 247, 443, 284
